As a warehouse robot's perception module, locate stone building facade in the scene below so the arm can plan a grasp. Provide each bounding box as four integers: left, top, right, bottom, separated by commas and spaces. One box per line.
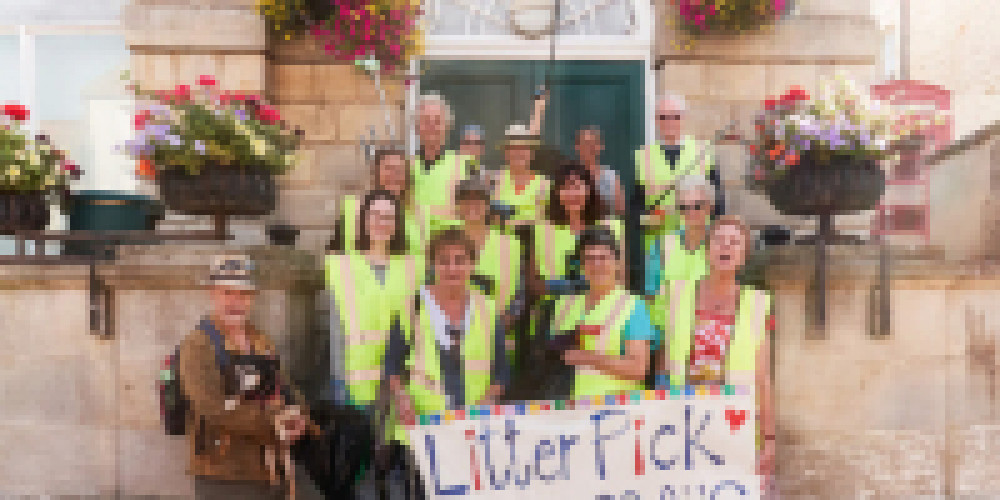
1, 0, 999, 497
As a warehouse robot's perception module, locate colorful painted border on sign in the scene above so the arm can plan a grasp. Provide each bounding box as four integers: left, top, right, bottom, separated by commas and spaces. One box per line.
413, 385, 752, 426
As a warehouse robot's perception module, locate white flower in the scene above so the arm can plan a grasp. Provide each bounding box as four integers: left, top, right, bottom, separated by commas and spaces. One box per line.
252, 138, 267, 157
15, 150, 25, 162
9, 168, 20, 177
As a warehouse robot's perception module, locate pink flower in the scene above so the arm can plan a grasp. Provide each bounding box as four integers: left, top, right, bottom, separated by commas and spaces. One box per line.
197, 75, 217, 87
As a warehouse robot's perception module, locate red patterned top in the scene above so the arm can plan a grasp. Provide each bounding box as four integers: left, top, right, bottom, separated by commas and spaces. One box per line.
688, 310, 776, 385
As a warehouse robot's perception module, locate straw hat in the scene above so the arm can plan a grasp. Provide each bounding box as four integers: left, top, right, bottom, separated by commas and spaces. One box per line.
498, 123, 540, 149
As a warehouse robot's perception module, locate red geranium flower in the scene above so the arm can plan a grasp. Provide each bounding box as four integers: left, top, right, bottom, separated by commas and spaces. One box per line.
2, 103, 30, 122
256, 105, 281, 124
197, 75, 217, 87
763, 98, 777, 111
173, 84, 191, 102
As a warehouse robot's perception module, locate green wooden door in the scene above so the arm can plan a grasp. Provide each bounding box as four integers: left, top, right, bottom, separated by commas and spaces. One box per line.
420, 60, 644, 187
420, 60, 645, 290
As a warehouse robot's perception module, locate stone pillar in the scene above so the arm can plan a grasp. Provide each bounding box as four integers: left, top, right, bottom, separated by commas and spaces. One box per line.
0, 244, 323, 496
764, 244, 1000, 497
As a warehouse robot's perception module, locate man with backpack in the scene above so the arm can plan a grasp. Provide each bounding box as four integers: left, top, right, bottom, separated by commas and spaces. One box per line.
173, 254, 323, 499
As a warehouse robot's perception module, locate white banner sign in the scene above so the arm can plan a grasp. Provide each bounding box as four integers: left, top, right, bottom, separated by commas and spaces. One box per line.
406, 388, 760, 499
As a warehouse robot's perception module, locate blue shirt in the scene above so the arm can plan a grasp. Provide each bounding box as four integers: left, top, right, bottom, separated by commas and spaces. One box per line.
620, 298, 657, 352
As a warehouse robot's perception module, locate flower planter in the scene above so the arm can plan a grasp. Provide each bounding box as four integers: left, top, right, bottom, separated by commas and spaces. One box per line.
157, 165, 277, 217
0, 191, 50, 235
763, 154, 886, 218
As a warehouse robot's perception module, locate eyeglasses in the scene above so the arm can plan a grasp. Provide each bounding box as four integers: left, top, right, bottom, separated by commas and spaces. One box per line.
677, 202, 706, 212
658, 114, 681, 121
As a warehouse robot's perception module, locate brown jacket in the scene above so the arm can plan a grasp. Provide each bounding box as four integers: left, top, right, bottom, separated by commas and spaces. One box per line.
178, 317, 309, 483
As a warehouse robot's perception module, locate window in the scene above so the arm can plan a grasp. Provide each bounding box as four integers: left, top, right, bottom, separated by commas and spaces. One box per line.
0, 25, 133, 255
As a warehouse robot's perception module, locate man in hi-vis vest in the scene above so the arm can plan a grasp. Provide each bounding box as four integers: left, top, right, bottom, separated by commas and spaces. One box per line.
631, 94, 725, 297
412, 93, 473, 235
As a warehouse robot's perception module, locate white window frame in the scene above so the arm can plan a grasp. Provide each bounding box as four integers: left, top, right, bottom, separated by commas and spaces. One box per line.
0, 21, 126, 254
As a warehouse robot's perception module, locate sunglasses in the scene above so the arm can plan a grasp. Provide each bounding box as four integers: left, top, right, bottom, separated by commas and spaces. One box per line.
462, 139, 485, 146
677, 202, 706, 212
658, 114, 681, 121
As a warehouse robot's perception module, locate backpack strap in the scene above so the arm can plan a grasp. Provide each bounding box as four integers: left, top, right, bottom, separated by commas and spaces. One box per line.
198, 317, 230, 369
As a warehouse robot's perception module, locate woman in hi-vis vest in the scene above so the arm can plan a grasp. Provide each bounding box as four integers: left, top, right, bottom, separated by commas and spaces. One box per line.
529, 162, 625, 299
655, 216, 776, 496
328, 148, 427, 255
647, 174, 714, 330
554, 227, 654, 399
324, 190, 424, 495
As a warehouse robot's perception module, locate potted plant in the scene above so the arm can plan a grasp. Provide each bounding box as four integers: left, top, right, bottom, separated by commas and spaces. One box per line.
749, 75, 942, 243
673, 0, 789, 36
0, 103, 80, 234
120, 74, 303, 219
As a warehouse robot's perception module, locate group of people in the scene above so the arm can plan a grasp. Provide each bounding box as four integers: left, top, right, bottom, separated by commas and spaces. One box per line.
176, 90, 777, 499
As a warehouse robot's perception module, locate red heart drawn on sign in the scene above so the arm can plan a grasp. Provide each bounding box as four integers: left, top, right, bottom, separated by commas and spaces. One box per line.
725, 407, 747, 433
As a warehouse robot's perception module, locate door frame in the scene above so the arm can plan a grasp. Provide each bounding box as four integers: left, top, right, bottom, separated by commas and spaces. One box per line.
406, 0, 655, 152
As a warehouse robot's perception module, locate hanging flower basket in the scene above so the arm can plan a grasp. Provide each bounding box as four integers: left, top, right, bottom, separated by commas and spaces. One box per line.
750, 75, 946, 217
673, 0, 789, 37
119, 74, 301, 219
762, 153, 885, 216
158, 164, 276, 216
0, 191, 50, 234
258, 0, 423, 72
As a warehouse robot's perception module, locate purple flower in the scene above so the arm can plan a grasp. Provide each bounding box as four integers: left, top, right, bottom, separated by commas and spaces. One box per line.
194, 140, 206, 154
166, 134, 182, 147
147, 123, 171, 140
235, 109, 248, 122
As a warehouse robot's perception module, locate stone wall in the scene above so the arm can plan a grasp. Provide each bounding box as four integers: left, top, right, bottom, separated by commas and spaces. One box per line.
268, 36, 405, 255
765, 245, 1000, 498
0, 245, 323, 496
927, 124, 1000, 260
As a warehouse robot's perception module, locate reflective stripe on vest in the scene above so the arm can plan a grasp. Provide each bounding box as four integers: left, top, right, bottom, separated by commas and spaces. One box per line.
480, 230, 516, 310
409, 290, 494, 416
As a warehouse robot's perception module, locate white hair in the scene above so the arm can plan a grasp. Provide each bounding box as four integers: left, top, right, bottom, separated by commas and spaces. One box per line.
418, 93, 455, 131
658, 93, 688, 113
677, 174, 712, 198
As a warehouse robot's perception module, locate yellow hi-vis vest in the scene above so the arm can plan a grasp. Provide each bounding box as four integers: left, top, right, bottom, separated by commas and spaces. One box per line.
649, 231, 708, 330
341, 195, 361, 253
553, 287, 642, 398
493, 170, 549, 226
412, 151, 470, 232
476, 229, 521, 312
634, 136, 713, 237
533, 218, 624, 281
405, 289, 496, 417
326, 253, 422, 404
664, 281, 771, 448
